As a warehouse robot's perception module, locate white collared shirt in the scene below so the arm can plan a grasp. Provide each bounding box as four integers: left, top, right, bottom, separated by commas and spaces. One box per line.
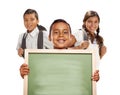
16, 27, 53, 50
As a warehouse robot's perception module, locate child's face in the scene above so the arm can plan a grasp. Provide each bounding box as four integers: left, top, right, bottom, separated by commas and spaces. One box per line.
84, 16, 99, 34
24, 13, 39, 32
49, 22, 71, 49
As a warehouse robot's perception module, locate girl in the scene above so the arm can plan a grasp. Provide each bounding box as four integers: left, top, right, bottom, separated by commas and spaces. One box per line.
74, 10, 107, 59
73, 11, 107, 81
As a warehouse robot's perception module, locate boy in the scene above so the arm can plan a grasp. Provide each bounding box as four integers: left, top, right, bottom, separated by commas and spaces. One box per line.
20, 19, 99, 81
16, 9, 53, 57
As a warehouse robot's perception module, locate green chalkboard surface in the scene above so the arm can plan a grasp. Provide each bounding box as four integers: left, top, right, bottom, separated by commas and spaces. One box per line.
24, 49, 96, 95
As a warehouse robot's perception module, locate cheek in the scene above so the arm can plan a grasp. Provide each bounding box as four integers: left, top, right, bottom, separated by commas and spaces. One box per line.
51, 35, 58, 43
53, 36, 58, 41
64, 34, 70, 41
96, 24, 99, 28
24, 23, 27, 28
86, 23, 90, 28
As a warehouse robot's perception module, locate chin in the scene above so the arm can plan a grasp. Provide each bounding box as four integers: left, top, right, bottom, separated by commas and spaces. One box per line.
55, 46, 66, 49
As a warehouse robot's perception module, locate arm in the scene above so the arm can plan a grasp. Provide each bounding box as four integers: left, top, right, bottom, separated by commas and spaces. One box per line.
18, 48, 24, 57
100, 45, 107, 59
68, 33, 89, 49
69, 40, 89, 49
68, 34, 77, 47
70, 29, 90, 49
16, 33, 24, 57
75, 41, 89, 49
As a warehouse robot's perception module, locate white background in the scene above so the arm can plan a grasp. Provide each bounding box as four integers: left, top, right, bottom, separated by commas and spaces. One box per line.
0, 0, 119, 95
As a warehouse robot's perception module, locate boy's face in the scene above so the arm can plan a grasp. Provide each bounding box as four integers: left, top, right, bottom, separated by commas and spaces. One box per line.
49, 22, 71, 49
24, 13, 39, 32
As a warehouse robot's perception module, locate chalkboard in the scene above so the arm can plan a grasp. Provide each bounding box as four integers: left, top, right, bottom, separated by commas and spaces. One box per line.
24, 49, 97, 95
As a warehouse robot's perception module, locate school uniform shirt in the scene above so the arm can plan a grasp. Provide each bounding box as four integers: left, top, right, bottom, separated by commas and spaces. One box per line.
73, 29, 85, 47
73, 29, 100, 69
16, 27, 53, 50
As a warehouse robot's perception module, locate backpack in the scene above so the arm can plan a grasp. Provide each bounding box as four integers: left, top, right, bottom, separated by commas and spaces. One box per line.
21, 25, 46, 57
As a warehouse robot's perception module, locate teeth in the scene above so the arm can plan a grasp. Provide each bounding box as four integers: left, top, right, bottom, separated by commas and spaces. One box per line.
58, 39, 65, 43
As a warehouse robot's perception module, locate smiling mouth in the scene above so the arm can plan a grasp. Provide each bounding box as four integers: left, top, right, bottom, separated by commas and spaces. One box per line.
57, 39, 66, 43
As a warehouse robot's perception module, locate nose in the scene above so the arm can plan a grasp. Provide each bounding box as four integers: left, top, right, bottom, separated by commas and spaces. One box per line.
91, 22, 94, 26
59, 32, 63, 37
26, 20, 32, 25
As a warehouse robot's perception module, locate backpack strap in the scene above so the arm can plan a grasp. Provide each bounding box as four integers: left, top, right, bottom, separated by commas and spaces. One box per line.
21, 33, 28, 57
37, 30, 43, 49
21, 33, 27, 49
37, 25, 47, 49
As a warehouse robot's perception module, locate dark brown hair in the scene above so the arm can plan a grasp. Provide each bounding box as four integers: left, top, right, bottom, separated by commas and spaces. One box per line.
49, 19, 71, 36
23, 9, 39, 20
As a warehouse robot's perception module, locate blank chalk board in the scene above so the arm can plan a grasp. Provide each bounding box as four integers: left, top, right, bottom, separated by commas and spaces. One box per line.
24, 49, 96, 95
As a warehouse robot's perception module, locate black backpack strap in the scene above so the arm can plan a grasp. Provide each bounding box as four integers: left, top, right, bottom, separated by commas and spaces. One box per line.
37, 25, 47, 49
37, 25, 47, 31
21, 33, 28, 57
21, 33, 27, 49
37, 31, 43, 49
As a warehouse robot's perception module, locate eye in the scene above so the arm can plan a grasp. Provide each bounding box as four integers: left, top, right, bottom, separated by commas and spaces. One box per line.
63, 30, 69, 34
30, 18, 35, 21
87, 20, 92, 23
53, 30, 59, 35
24, 19, 28, 22
94, 20, 98, 24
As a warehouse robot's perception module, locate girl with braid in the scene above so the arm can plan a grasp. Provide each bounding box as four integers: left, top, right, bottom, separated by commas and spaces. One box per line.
74, 10, 107, 59
73, 11, 107, 81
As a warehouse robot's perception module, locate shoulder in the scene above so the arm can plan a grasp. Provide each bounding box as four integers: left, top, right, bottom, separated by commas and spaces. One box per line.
72, 29, 84, 37
72, 29, 84, 43
19, 32, 26, 38
73, 29, 83, 34
37, 25, 47, 31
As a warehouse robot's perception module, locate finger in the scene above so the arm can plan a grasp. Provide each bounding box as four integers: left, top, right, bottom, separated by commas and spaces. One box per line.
21, 63, 28, 67
95, 70, 99, 73
91, 76, 100, 81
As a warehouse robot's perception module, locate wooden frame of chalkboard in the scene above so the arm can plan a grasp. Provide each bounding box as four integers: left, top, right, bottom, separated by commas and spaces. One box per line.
24, 49, 97, 95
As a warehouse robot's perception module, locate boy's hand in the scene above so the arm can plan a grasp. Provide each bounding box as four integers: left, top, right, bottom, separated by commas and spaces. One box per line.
18, 48, 24, 57
19, 63, 29, 78
92, 70, 100, 82
68, 34, 77, 47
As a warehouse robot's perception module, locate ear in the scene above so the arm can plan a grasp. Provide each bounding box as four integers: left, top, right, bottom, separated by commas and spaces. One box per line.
48, 35, 51, 41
